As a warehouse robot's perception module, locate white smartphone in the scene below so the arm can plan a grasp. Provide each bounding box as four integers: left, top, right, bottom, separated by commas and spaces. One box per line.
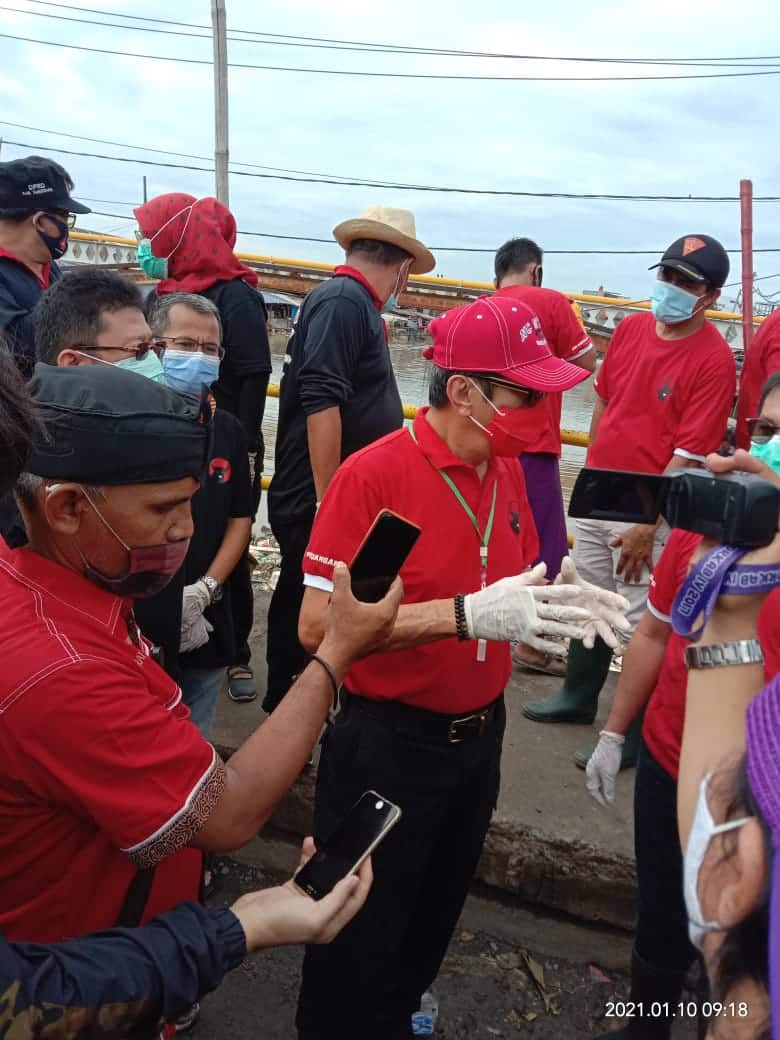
294, 790, 402, 900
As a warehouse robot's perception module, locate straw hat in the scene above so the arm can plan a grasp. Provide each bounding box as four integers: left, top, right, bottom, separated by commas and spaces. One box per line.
332, 205, 435, 275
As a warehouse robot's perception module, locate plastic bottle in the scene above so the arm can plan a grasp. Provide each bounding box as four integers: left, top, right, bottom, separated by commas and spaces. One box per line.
411, 991, 439, 1037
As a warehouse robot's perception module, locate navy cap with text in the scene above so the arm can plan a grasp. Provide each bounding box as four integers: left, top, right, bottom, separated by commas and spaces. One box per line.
0, 156, 91, 215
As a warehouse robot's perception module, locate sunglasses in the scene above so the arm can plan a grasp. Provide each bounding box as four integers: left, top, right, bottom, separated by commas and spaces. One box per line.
483, 378, 546, 408
747, 417, 780, 444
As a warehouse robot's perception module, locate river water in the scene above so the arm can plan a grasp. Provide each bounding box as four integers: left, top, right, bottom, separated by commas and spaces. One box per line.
261, 334, 595, 504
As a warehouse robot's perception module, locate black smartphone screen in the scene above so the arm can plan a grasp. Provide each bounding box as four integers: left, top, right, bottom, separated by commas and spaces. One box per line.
295, 792, 402, 900
568, 468, 667, 525
349, 511, 421, 602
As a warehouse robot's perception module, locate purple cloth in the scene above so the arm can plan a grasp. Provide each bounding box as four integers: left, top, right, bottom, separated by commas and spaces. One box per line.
746, 674, 780, 1040
519, 452, 569, 578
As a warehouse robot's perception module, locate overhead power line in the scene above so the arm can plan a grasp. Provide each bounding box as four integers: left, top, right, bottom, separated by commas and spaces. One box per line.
4, 136, 780, 202
4, 29, 780, 81
17, 0, 780, 66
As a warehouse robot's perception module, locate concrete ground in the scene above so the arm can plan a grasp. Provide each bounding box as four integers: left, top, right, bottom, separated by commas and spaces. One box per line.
214, 590, 637, 932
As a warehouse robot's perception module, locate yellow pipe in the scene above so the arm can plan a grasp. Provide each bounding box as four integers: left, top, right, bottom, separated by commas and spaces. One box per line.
70, 231, 761, 325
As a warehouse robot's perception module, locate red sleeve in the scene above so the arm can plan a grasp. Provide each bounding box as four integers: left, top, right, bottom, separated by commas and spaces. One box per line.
549, 295, 593, 361
303, 460, 385, 589
647, 530, 701, 620
673, 350, 736, 460
6, 661, 225, 869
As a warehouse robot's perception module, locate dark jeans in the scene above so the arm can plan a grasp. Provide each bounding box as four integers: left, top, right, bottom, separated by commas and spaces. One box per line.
634, 739, 697, 977
296, 693, 506, 1040
264, 509, 316, 712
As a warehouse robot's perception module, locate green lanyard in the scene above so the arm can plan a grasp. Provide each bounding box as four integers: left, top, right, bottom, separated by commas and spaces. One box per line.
409, 425, 498, 588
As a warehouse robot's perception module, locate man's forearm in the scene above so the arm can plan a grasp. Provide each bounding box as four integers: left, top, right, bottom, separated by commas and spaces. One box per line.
193, 637, 351, 850
205, 517, 252, 586
664, 453, 703, 474
307, 408, 342, 502
602, 627, 667, 734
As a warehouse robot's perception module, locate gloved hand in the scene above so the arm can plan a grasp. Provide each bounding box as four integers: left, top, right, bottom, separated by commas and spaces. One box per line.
553, 556, 631, 650
586, 730, 625, 806
464, 563, 595, 655
180, 581, 213, 653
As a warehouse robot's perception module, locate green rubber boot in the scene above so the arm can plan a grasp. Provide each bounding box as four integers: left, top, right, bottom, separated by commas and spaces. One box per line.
522, 637, 613, 724
574, 706, 645, 771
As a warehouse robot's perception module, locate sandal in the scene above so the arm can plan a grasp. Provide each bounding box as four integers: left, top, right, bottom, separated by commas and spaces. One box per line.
511, 645, 567, 678
227, 665, 257, 703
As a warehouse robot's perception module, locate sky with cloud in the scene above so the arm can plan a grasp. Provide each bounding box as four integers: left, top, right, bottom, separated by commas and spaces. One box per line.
1, 0, 779, 306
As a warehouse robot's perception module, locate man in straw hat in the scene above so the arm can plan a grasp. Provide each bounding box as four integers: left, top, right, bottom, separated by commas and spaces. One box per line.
265, 205, 435, 715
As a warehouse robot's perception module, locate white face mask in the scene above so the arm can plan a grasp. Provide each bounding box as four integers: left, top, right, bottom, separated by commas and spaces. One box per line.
683, 771, 754, 950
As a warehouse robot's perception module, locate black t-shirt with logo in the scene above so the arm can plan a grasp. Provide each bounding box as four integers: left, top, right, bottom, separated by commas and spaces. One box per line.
268, 274, 403, 528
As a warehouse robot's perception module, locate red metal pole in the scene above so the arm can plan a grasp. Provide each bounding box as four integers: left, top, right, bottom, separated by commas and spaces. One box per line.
740, 178, 754, 352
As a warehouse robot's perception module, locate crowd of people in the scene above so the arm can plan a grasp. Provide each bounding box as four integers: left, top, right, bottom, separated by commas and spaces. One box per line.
0, 153, 779, 1040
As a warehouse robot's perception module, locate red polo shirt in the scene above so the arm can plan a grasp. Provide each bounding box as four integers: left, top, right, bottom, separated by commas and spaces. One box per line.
589, 312, 736, 473
0, 543, 226, 942
496, 285, 593, 456
0, 245, 52, 288
736, 309, 780, 450
643, 529, 780, 780
303, 408, 539, 713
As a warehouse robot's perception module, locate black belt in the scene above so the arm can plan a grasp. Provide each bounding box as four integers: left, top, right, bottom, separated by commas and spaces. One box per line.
343, 690, 502, 745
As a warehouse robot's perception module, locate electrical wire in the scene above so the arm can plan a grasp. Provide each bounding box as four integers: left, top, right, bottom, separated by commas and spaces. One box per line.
17, 0, 780, 66
4, 29, 780, 81
4, 136, 780, 202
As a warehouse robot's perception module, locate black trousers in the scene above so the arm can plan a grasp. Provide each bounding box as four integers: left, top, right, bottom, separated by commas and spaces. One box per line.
264, 509, 316, 712
229, 552, 255, 669
634, 738, 697, 977
296, 693, 505, 1040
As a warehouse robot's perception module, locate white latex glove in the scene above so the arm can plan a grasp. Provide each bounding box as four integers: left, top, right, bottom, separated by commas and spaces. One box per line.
553, 556, 631, 650
180, 581, 213, 653
586, 730, 625, 806
464, 563, 595, 656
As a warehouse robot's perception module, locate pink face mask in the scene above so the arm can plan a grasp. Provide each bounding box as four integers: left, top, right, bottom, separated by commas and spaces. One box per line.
467, 379, 541, 457
78, 486, 189, 598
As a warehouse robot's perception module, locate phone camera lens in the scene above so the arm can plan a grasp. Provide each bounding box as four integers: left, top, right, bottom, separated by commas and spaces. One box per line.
375, 800, 384, 810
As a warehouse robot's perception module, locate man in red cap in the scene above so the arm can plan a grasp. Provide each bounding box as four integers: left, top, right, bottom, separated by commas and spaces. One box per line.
292, 295, 630, 1040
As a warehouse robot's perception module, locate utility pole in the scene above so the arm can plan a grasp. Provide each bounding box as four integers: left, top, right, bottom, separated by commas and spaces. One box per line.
740, 178, 754, 352
142, 175, 148, 203
211, 0, 229, 206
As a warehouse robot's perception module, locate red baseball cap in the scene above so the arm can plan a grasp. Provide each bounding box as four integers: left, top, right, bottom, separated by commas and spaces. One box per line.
424, 295, 589, 392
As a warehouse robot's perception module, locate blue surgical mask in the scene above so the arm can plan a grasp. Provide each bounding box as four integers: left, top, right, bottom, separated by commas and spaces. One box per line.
163, 349, 220, 394
650, 281, 702, 325
137, 238, 168, 280
384, 294, 398, 312
750, 434, 780, 476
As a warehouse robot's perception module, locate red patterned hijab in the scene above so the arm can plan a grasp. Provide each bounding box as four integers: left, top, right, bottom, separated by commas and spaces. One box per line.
134, 193, 258, 294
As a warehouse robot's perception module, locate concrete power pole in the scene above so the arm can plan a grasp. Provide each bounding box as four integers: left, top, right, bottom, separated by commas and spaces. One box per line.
211, 0, 229, 206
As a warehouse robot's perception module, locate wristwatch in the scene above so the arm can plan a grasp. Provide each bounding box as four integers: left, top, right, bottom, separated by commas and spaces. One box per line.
684, 639, 764, 670
201, 575, 223, 604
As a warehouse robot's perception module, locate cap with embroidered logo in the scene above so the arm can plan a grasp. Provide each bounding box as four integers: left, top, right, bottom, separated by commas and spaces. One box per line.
649, 234, 729, 289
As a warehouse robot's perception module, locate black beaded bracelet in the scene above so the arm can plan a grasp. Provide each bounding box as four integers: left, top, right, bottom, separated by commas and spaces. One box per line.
311, 653, 341, 718
454, 594, 469, 641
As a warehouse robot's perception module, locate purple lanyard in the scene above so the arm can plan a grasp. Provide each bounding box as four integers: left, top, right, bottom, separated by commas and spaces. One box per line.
671, 544, 780, 641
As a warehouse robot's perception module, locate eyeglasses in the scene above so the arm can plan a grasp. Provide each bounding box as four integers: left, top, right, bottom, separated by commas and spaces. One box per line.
77, 341, 162, 361
154, 336, 224, 360
747, 417, 780, 444
44, 210, 77, 230
484, 378, 546, 408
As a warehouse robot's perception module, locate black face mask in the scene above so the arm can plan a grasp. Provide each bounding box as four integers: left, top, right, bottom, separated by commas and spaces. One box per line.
34, 213, 69, 260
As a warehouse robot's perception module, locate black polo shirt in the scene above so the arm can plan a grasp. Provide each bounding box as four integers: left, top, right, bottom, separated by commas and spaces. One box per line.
268, 268, 403, 527
135, 409, 251, 675
0, 251, 60, 379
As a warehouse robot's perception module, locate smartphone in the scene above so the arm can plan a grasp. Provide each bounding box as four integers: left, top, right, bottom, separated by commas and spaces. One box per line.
568, 467, 667, 525
349, 510, 421, 602
294, 791, 402, 900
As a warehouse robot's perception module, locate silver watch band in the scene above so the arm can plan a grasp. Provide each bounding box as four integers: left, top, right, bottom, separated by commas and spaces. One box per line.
684, 639, 764, 670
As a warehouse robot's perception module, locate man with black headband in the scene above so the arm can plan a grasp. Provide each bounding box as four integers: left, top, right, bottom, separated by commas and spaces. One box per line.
0, 364, 400, 969
0, 156, 90, 378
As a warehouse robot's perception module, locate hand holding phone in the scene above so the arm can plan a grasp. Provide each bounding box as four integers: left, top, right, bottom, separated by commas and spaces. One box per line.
294, 791, 402, 900
349, 510, 421, 603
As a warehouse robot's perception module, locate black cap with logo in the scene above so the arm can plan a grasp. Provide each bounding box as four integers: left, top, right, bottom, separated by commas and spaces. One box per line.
649, 234, 730, 289
0, 156, 91, 215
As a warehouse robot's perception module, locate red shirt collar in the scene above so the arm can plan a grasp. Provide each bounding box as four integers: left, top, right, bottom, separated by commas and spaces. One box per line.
0, 541, 130, 632
333, 264, 384, 312
0, 245, 52, 289
412, 406, 500, 479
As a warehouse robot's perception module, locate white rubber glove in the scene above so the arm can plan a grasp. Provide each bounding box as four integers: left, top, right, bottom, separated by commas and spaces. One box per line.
180, 581, 213, 653
464, 563, 594, 655
553, 556, 631, 650
586, 730, 625, 806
